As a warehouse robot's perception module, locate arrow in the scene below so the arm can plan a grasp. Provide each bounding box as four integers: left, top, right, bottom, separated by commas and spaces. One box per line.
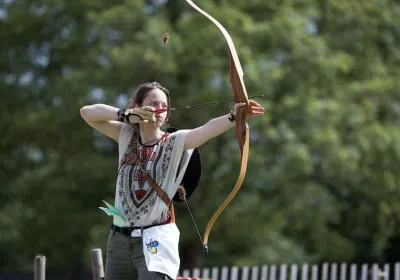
154, 94, 264, 114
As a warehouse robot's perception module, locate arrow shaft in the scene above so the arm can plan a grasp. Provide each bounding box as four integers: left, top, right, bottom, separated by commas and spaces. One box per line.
155, 94, 264, 113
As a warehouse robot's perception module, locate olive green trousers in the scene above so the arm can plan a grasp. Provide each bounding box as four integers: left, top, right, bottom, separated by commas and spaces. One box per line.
104, 230, 169, 280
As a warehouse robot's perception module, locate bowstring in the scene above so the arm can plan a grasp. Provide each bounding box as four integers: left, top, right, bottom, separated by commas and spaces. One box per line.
154, 0, 204, 247
153, 0, 171, 136
183, 197, 204, 246
154, 0, 173, 82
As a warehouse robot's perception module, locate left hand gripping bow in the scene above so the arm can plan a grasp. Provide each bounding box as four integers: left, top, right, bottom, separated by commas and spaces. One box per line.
184, 0, 250, 255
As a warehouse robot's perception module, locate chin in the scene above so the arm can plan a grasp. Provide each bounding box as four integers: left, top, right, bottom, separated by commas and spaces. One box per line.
154, 121, 164, 128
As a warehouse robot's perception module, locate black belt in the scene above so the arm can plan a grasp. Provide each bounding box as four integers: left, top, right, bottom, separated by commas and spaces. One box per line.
111, 223, 164, 236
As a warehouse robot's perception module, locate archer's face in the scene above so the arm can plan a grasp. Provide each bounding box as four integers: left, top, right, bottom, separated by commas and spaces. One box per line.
142, 88, 168, 126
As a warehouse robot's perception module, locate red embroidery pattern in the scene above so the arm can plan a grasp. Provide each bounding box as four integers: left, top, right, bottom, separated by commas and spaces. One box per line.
120, 133, 170, 207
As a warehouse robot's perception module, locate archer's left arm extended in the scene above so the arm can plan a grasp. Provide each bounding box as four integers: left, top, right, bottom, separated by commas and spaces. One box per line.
184, 100, 264, 150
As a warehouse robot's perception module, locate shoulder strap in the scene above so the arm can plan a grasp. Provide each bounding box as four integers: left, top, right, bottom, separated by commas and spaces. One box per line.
142, 172, 171, 206
143, 172, 175, 223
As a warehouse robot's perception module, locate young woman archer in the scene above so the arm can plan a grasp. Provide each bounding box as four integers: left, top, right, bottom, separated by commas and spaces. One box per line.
80, 81, 264, 280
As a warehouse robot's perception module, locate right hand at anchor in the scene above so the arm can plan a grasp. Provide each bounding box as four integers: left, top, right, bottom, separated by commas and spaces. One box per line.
126, 106, 156, 123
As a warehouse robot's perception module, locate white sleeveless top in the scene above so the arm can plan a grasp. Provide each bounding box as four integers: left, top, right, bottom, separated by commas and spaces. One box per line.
114, 123, 193, 227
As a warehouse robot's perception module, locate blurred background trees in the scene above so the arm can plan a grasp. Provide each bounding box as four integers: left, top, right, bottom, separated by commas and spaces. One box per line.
1, 0, 400, 278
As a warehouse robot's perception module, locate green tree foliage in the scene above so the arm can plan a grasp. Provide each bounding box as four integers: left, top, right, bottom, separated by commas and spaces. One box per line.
1, 0, 400, 276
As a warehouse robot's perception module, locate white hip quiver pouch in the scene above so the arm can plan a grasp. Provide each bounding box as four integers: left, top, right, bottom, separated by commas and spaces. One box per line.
142, 223, 180, 279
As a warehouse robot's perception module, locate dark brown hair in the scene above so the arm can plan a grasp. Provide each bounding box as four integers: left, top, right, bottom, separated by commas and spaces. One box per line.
127, 81, 172, 122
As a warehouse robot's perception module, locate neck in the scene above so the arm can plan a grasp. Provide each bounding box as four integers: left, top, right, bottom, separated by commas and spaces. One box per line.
139, 124, 162, 145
